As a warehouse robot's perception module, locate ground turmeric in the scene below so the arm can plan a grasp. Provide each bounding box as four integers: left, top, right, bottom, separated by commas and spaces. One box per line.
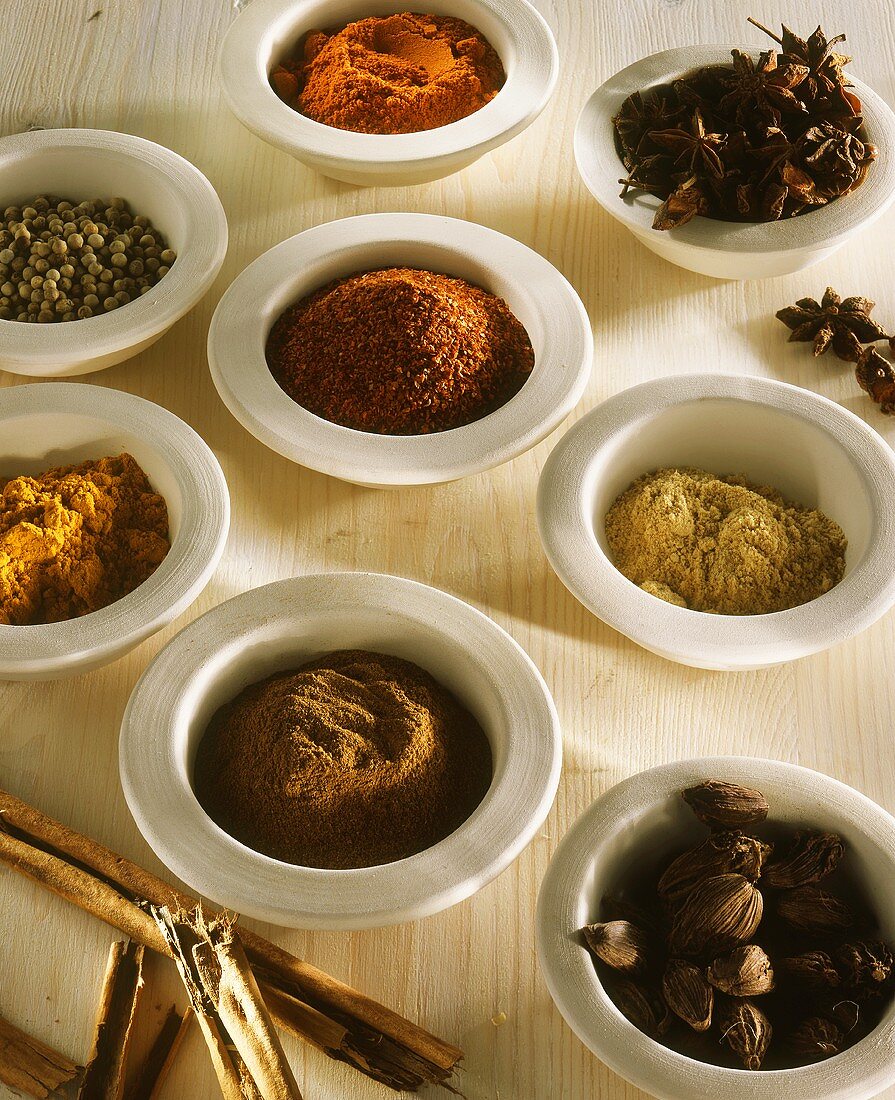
0, 453, 170, 626
271, 13, 506, 134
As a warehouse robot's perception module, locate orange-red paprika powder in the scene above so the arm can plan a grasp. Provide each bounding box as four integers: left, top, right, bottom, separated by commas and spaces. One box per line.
271, 13, 506, 134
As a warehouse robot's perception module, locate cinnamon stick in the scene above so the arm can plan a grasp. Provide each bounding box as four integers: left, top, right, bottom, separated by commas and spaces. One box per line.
125, 1005, 192, 1100
0, 1012, 80, 1098
78, 939, 144, 1100
0, 787, 463, 1091
153, 907, 303, 1100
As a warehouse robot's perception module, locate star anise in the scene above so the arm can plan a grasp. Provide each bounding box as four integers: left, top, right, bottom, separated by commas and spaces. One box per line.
776, 288, 890, 362
648, 109, 728, 178
613, 90, 685, 157
800, 121, 877, 192
855, 347, 895, 414
652, 176, 710, 231
719, 49, 809, 125
780, 25, 857, 112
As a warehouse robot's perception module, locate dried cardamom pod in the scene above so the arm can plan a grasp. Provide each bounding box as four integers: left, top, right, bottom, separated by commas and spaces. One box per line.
778, 951, 841, 988
835, 942, 894, 988
790, 1016, 844, 1061
662, 959, 713, 1031
777, 885, 856, 934
657, 832, 772, 903
719, 998, 772, 1070
762, 832, 844, 889
707, 944, 775, 997
682, 781, 769, 829
601, 895, 665, 940
582, 920, 651, 975
610, 978, 670, 1038
669, 874, 763, 957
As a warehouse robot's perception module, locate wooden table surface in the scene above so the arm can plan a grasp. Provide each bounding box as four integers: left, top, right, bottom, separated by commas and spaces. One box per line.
3, 0, 895, 1097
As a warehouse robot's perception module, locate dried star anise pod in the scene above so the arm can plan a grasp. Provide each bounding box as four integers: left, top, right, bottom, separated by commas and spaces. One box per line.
762, 832, 844, 889
611, 978, 671, 1038
648, 109, 728, 179
856, 346, 895, 414
652, 175, 710, 231
835, 942, 895, 989
682, 781, 769, 829
779, 24, 859, 114
800, 120, 877, 191
658, 832, 771, 903
670, 874, 763, 957
662, 959, 713, 1031
707, 944, 775, 997
776, 287, 889, 362
582, 920, 651, 975
613, 90, 685, 157
719, 998, 772, 1070
719, 48, 809, 125
777, 885, 856, 935
778, 950, 841, 988
826, 997, 861, 1032
790, 1016, 844, 1061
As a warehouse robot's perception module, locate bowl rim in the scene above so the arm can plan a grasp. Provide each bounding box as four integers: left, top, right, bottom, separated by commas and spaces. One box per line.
0, 127, 228, 369
536, 756, 895, 1100
0, 383, 230, 676
536, 373, 895, 669
119, 571, 563, 929
574, 44, 895, 254
217, 0, 559, 169
207, 211, 594, 486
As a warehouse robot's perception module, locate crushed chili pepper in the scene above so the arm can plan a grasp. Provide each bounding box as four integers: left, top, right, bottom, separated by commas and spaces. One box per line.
265, 267, 535, 435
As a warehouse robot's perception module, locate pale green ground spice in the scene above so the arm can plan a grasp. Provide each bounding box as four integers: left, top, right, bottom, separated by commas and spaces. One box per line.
605, 467, 847, 615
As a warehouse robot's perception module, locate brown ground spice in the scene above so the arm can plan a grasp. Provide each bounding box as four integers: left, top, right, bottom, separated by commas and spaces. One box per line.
0, 453, 170, 626
605, 467, 847, 615
265, 266, 535, 435
271, 13, 506, 134
193, 650, 494, 869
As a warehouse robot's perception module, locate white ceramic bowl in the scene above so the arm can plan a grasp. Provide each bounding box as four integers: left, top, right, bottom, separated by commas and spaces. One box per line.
537, 756, 895, 1100
537, 373, 895, 671
208, 212, 593, 487
120, 572, 561, 929
218, 0, 559, 186
575, 46, 895, 279
0, 128, 228, 376
0, 384, 230, 680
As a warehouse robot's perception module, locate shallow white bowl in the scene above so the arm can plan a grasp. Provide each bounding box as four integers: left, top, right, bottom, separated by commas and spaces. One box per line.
0, 128, 228, 376
537, 373, 895, 670
575, 45, 895, 279
119, 572, 561, 929
0, 384, 229, 680
536, 756, 895, 1100
218, 0, 559, 186
208, 212, 593, 487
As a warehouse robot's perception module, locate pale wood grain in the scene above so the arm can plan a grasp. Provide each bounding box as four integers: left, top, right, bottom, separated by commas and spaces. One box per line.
2, 0, 895, 1096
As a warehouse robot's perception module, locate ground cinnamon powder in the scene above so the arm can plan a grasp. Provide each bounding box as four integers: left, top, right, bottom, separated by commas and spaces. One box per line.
605, 467, 847, 615
193, 650, 494, 869
266, 266, 534, 435
0, 453, 170, 626
271, 13, 506, 134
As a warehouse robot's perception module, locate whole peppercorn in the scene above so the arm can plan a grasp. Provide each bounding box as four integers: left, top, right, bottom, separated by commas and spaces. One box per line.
0, 195, 175, 324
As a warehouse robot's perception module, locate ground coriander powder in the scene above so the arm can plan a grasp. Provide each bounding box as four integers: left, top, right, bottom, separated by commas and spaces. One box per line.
605, 467, 847, 615
193, 649, 493, 869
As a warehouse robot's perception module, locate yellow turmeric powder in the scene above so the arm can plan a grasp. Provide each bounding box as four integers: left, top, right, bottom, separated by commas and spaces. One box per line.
0, 453, 170, 626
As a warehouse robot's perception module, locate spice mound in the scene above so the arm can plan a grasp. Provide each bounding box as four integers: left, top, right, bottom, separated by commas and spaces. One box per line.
0, 453, 170, 626
0, 195, 176, 323
584, 778, 895, 1070
266, 266, 535, 435
605, 467, 846, 615
613, 20, 877, 230
193, 649, 493, 869
271, 13, 506, 134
